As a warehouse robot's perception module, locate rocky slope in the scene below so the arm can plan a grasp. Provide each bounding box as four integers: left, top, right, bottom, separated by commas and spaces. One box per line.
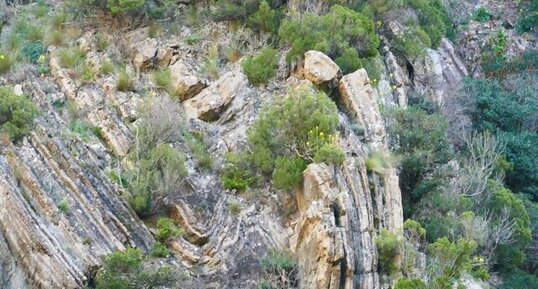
0, 0, 518, 288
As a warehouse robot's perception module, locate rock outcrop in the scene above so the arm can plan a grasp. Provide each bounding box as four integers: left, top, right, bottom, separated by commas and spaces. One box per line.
289, 64, 403, 289
303, 50, 341, 86
0, 121, 153, 289
183, 67, 248, 121
169, 60, 205, 101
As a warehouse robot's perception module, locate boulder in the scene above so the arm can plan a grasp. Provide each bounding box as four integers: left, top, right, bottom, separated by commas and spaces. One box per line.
183, 68, 248, 121
169, 60, 205, 101
303, 50, 341, 85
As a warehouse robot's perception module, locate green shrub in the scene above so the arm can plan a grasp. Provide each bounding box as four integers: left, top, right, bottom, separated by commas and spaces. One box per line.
228, 202, 241, 215
278, 5, 379, 62
313, 144, 346, 165
473, 7, 492, 22
365, 151, 389, 174
96, 33, 108, 52
150, 241, 170, 257
241, 47, 278, 86
129, 144, 187, 216
247, 85, 341, 175
259, 248, 297, 288
108, 0, 145, 14
184, 34, 200, 45
155, 218, 182, 242
403, 0, 451, 47
221, 152, 256, 191
57, 199, 69, 213
0, 86, 40, 141
272, 156, 306, 190
394, 277, 426, 289
427, 238, 477, 289
375, 228, 401, 274
100, 59, 115, 75
499, 269, 538, 289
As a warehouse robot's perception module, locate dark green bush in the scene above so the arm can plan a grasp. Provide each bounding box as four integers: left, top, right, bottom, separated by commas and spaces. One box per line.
248, 0, 282, 34
241, 47, 278, 86
21, 42, 46, 64
474, 7, 492, 22
247, 85, 341, 176
404, 0, 451, 47
499, 269, 538, 289
515, 0, 538, 34
71, 0, 145, 14
259, 248, 297, 288
278, 5, 379, 62
0, 86, 39, 141
387, 107, 453, 215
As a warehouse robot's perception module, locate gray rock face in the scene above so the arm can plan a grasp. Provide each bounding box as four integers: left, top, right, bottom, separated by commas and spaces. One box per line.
413, 38, 469, 105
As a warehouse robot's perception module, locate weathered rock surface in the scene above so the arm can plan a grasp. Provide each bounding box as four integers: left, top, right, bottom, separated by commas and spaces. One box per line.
338, 69, 386, 148
169, 60, 206, 101
0, 120, 153, 289
183, 67, 248, 121
303, 50, 342, 86
413, 38, 469, 105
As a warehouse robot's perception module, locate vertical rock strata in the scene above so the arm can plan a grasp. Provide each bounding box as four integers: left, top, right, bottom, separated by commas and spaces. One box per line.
291, 66, 403, 289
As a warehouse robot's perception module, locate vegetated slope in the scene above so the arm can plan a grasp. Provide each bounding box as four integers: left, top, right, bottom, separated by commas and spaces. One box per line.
0, 0, 536, 288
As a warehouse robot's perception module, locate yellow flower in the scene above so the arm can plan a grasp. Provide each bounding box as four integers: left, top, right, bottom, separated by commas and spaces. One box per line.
150, 91, 157, 97
391, 85, 397, 91
306, 141, 310, 146
38, 54, 46, 64
319, 132, 324, 137
376, 21, 382, 27
0, 54, 4, 60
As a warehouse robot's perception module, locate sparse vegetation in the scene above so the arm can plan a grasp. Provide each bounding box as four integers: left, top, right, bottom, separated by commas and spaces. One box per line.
116, 67, 134, 91
259, 248, 298, 289
151, 67, 172, 88
93, 247, 183, 289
